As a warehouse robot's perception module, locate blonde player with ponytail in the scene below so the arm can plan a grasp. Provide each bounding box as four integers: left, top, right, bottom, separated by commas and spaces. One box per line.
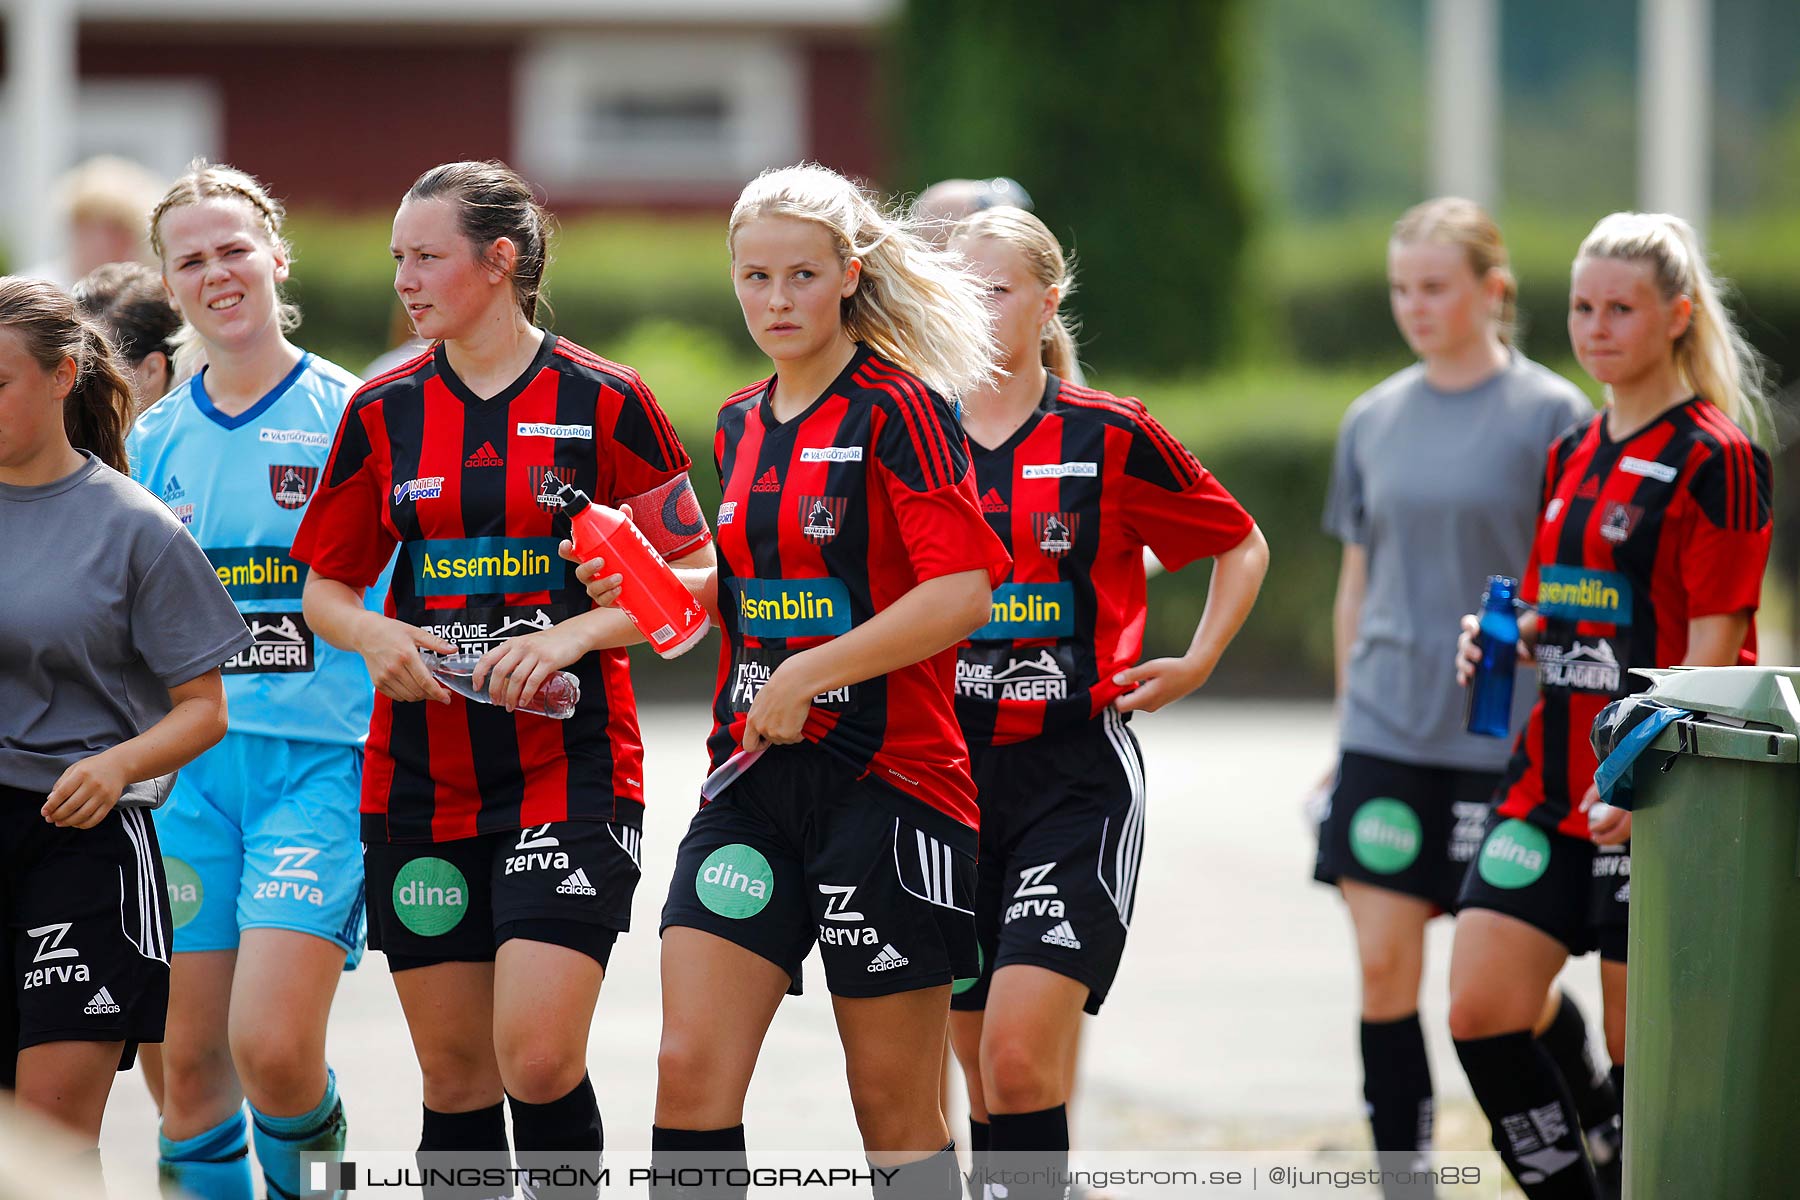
941, 209, 1266, 1198
1449, 213, 1773, 1199
564, 163, 1008, 1198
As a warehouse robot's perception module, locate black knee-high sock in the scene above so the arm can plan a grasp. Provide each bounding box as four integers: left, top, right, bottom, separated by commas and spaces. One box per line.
1361, 1015, 1435, 1198
420, 1103, 511, 1200
1361, 1015, 1434, 1153
509, 1076, 602, 1200
965, 1120, 990, 1200
649, 1125, 748, 1200
1536, 991, 1621, 1168
1455, 1033, 1599, 1199
873, 1143, 960, 1200
987, 1108, 1068, 1200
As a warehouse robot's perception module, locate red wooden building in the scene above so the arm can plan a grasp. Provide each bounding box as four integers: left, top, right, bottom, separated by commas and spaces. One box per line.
4, 0, 895, 215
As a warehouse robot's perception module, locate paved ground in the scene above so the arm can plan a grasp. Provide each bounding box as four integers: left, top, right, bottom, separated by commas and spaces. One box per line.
88, 699, 1609, 1184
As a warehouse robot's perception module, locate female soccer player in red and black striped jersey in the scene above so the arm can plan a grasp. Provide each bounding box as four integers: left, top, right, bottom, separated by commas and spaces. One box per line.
1449, 213, 1772, 1199
940, 208, 1267, 1195
570, 163, 1007, 1198
294, 162, 714, 1200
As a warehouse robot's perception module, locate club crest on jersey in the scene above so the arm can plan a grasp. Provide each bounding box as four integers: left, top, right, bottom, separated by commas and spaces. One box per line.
1034, 512, 1078, 558
800, 495, 847, 544
530, 466, 577, 512
1599, 502, 1643, 544
268, 464, 319, 510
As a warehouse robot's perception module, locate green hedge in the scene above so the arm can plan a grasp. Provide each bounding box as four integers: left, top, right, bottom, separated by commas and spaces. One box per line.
598, 321, 1366, 696
1258, 211, 1800, 385
892, 0, 1251, 373
282, 214, 745, 373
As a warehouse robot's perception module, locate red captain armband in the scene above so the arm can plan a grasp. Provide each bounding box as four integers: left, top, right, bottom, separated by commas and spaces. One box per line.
620, 473, 711, 559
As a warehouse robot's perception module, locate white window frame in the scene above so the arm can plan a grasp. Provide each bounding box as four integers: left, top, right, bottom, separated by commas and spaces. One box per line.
515, 33, 806, 192
0, 79, 223, 184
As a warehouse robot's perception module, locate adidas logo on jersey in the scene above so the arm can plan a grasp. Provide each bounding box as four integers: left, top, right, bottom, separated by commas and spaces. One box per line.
1576, 476, 1600, 500
751, 467, 782, 492
84, 987, 121, 1016
1041, 920, 1082, 950
557, 869, 598, 896
867, 943, 910, 972
464, 441, 505, 468
980, 488, 1009, 513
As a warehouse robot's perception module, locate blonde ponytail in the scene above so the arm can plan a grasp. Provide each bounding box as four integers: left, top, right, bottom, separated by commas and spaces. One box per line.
1576, 212, 1770, 439
951, 207, 1081, 380
729, 164, 1000, 400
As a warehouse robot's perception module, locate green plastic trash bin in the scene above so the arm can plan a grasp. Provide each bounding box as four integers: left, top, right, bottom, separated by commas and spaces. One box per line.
1603, 666, 1800, 1199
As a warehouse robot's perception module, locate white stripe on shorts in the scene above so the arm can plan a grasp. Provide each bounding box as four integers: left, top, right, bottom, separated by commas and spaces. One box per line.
895, 821, 973, 914
1098, 708, 1147, 929
119, 808, 169, 964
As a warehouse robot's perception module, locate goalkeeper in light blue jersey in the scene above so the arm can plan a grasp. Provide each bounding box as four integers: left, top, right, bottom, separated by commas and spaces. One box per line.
126, 162, 386, 1200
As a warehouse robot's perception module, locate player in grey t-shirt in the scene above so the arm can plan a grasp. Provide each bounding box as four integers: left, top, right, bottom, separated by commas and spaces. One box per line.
0, 279, 248, 1157
1305, 202, 1620, 1194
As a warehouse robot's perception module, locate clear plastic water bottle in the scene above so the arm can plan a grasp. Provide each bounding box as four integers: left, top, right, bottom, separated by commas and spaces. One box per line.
1466, 575, 1520, 738
421, 650, 580, 719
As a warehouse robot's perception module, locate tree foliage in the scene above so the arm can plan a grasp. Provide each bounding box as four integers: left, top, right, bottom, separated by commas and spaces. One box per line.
893, 0, 1251, 372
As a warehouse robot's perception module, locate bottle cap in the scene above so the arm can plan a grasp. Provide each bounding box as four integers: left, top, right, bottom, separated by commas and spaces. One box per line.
541, 477, 591, 516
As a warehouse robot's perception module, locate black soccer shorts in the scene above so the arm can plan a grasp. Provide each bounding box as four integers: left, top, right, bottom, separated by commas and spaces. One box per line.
363, 818, 642, 971
661, 742, 978, 998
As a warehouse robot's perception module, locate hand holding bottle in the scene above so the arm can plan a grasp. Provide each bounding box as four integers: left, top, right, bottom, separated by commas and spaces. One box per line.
546, 480, 708, 659
558, 503, 630, 610
1463, 575, 1520, 738
420, 650, 580, 719
358, 613, 456, 704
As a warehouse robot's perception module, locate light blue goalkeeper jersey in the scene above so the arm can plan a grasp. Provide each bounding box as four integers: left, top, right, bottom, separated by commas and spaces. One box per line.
128, 352, 388, 746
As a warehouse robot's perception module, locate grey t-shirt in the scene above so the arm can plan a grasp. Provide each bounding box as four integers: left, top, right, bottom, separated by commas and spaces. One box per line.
0, 453, 251, 794
1323, 356, 1592, 770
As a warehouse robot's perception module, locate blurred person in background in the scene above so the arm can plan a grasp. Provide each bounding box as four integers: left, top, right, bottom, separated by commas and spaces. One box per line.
128, 163, 370, 1200
913, 177, 1037, 248
945, 207, 1267, 1199
1314, 198, 1612, 1197
0, 276, 247, 1179
299, 160, 713, 1200
22, 156, 165, 289
362, 298, 431, 380
1450, 212, 1773, 1199
73, 263, 180, 415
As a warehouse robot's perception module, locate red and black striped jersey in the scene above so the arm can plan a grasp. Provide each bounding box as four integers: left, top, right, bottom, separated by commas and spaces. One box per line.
954, 376, 1255, 745
291, 335, 708, 844
1498, 398, 1771, 837
708, 345, 1010, 837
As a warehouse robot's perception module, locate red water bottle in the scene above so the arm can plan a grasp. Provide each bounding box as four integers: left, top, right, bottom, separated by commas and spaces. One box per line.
546, 479, 710, 659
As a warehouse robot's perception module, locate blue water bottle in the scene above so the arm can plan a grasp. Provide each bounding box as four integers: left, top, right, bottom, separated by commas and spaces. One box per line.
1466, 575, 1520, 738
